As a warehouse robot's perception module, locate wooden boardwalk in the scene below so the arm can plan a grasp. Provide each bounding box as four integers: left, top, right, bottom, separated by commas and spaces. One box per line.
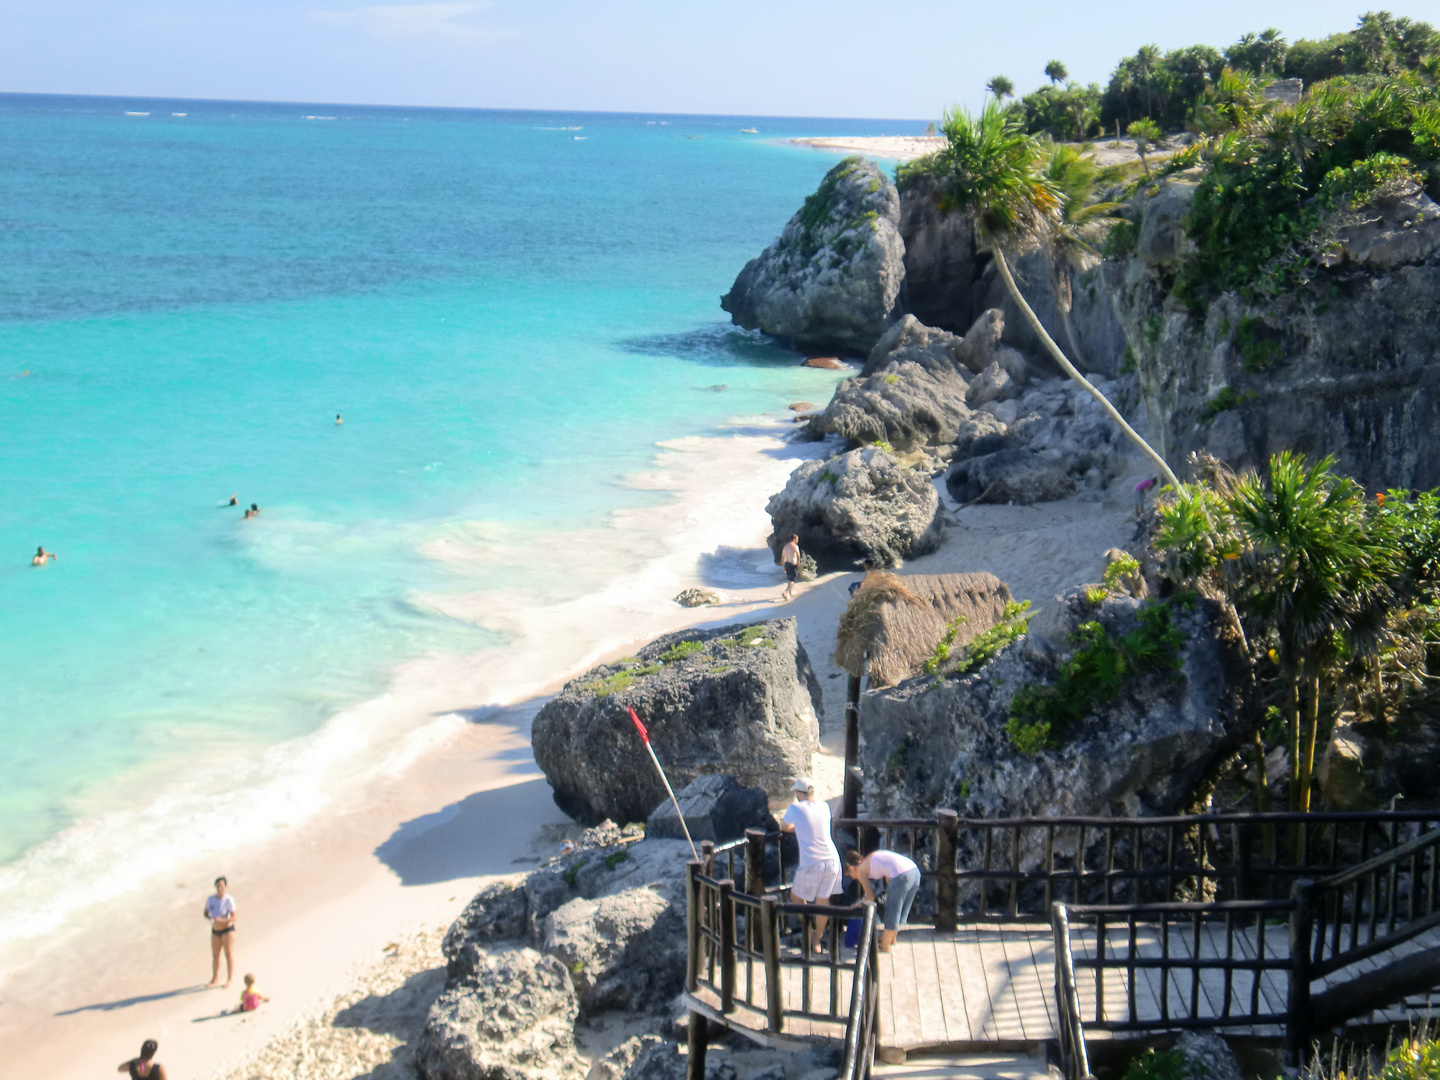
685, 923, 1440, 1056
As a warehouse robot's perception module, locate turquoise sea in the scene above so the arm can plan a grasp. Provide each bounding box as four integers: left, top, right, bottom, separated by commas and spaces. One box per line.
0, 94, 924, 943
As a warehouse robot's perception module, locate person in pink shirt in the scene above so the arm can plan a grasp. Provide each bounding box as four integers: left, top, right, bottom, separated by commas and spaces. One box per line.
845, 848, 920, 951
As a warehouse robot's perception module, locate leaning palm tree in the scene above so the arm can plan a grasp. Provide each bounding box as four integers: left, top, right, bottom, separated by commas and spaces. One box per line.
931, 103, 1179, 486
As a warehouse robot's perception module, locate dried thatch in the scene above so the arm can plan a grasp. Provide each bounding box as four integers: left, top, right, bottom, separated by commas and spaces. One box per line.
834, 570, 1015, 687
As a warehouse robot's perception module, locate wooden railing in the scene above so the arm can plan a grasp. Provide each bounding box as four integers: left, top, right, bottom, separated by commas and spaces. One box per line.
686, 858, 875, 1039
838, 811, 1440, 925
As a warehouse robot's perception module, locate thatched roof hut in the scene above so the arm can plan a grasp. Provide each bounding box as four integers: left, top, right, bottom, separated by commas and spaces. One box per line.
834, 571, 1015, 687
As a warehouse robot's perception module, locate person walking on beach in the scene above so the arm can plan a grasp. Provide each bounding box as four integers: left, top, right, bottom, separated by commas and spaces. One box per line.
780, 534, 801, 601
845, 847, 921, 952
118, 1039, 167, 1080
32, 546, 56, 566
778, 777, 841, 951
204, 876, 236, 988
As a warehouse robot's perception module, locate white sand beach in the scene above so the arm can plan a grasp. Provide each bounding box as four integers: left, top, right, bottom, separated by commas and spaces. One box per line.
789, 136, 944, 162
3, 413, 1143, 1080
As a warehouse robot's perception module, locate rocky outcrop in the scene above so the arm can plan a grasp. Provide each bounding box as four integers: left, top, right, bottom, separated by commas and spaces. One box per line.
766, 446, 944, 569
532, 619, 821, 824
645, 773, 776, 844
721, 157, 904, 355
1325, 178, 1440, 270
543, 887, 682, 1013
858, 588, 1245, 822
807, 316, 972, 449
415, 946, 582, 1080
945, 375, 1133, 504
895, 169, 984, 334
673, 588, 720, 608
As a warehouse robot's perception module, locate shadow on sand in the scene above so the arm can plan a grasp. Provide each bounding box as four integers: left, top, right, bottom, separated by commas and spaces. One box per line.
374, 774, 557, 887
56, 983, 209, 1015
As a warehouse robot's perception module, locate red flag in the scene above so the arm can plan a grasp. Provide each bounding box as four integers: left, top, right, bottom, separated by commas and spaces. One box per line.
628, 706, 649, 744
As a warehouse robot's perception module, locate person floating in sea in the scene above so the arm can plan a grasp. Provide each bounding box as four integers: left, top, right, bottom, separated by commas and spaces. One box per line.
235, 973, 269, 1013
243, 502, 260, 519
118, 1039, 167, 1079
1134, 476, 1159, 519
780, 533, 801, 602
228, 493, 238, 506
845, 847, 921, 953
204, 876, 236, 988
32, 546, 57, 566
335, 413, 343, 425
778, 777, 841, 952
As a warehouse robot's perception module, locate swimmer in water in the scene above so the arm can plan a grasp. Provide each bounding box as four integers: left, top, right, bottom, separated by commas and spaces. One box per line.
228, 493, 238, 506
32, 546, 57, 566
335, 413, 343, 425
243, 503, 260, 519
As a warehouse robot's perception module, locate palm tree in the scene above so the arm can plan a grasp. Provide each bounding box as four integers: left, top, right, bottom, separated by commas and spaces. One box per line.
1127, 118, 1162, 176
1228, 453, 1385, 814
986, 75, 1015, 101
1043, 144, 1122, 367
1135, 45, 1162, 121
931, 104, 1180, 487
1045, 60, 1069, 86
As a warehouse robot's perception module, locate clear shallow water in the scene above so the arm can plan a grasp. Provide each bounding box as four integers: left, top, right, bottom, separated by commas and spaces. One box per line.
0, 94, 923, 912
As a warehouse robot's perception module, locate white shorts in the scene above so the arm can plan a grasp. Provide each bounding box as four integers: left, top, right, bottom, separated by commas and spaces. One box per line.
791, 859, 842, 903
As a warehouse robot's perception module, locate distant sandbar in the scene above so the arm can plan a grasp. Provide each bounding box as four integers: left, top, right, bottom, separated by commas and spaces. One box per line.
789, 135, 943, 162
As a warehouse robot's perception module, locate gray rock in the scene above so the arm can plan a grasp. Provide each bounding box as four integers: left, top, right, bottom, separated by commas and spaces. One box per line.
531, 619, 821, 824
443, 880, 530, 978
952, 411, 1010, 454
966, 360, 1018, 407
674, 588, 721, 608
646, 773, 777, 844
415, 946, 582, 1080
1327, 179, 1440, 270
946, 447, 1076, 505
543, 886, 682, 1013
859, 590, 1246, 828
1262, 79, 1303, 107
721, 157, 904, 354
766, 446, 944, 569
616, 1038, 736, 1080
1319, 726, 1375, 811
1173, 1031, 1245, 1080
1136, 179, 1199, 267
896, 169, 984, 334
809, 316, 973, 450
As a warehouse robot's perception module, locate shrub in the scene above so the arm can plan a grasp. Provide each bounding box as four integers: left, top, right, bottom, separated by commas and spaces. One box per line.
956, 601, 1032, 675
726, 625, 775, 649
659, 640, 705, 662
1201, 385, 1259, 417
923, 615, 969, 675
1317, 150, 1423, 209
1119, 1049, 1191, 1080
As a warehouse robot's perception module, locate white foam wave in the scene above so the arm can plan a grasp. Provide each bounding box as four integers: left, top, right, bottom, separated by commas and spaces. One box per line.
0, 415, 834, 961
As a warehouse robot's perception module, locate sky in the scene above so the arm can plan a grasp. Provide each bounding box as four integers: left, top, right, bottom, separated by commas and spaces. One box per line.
0, 0, 1432, 118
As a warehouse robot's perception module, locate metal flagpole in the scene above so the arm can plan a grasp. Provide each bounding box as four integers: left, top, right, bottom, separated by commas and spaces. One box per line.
629, 706, 698, 861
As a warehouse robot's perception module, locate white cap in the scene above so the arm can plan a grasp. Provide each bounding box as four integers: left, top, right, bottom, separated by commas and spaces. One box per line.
792, 776, 815, 792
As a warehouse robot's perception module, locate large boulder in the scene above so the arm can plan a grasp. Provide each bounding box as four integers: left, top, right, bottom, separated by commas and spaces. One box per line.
542, 886, 683, 1013
946, 446, 1076, 505
859, 589, 1245, 824
415, 946, 582, 1080
532, 619, 821, 824
1135, 177, 1200, 267
721, 157, 904, 355
808, 316, 973, 449
645, 773, 777, 844
766, 446, 944, 570
895, 169, 985, 334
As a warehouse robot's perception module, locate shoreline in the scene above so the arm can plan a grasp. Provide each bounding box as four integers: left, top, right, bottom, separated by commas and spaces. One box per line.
788, 135, 943, 161
0, 412, 847, 1079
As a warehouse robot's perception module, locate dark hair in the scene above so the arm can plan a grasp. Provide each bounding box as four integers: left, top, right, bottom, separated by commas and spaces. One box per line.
140, 1040, 158, 1059
845, 849, 865, 867
214, 876, 227, 887
250, 503, 258, 511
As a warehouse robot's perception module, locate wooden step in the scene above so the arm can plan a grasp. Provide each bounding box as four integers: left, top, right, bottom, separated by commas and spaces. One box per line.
871, 1049, 1053, 1080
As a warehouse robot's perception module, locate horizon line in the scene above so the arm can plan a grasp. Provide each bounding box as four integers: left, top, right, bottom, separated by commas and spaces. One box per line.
0, 89, 934, 126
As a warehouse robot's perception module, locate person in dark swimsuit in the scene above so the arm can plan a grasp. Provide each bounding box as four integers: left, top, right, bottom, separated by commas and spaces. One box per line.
118, 1039, 167, 1079
204, 876, 237, 988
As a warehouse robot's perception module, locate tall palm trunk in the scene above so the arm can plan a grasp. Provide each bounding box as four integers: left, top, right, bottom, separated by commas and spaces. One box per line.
992, 248, 1180, 488
1299, 670, 1323, 814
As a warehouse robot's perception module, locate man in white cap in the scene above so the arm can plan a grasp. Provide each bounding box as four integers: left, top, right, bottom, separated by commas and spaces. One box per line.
778, 776, 841, 951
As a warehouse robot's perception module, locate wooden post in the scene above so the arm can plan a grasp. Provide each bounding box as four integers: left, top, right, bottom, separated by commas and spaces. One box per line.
718, 879, 736, 1013
745, 827, 767, 897
685, 861, 702, 993
686, 1010, 708, 1080
844, 673, 862, 821
1287, 878, 1316, 1069
700, 839, 715, 877
936, 809, 960, 932
760, 894, 783, 1032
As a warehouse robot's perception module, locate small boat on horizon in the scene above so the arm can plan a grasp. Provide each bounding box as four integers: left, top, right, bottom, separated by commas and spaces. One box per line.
124, 111, 149, 116
687, 135, 706, 140
171, 112, 187, 117
740, 128, 759, 134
